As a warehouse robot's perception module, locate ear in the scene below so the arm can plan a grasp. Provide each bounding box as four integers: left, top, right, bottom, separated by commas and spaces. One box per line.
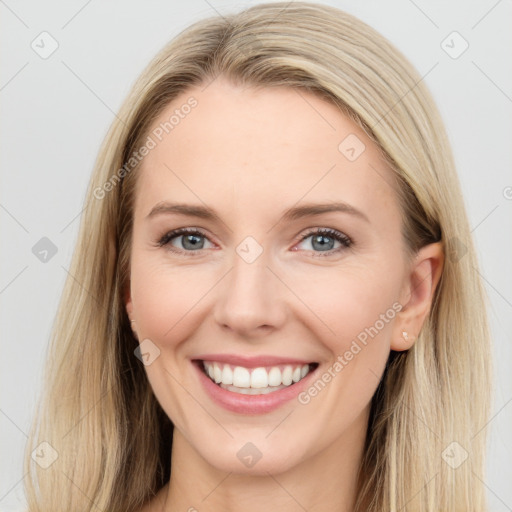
391, 242, 444, 351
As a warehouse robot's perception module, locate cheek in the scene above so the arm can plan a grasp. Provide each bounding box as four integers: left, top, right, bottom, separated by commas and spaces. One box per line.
132, 253, 402, 355
129, 257, 218, 427
286, 262, 402, 406
290, 268, 400, 426
130, 255, 220, 346
290, 263, 402, 348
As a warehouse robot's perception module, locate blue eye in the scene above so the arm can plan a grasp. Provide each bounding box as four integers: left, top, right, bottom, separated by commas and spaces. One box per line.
157, 227, 351, 256
158, 228, 213, 253
295, 228, 351, 256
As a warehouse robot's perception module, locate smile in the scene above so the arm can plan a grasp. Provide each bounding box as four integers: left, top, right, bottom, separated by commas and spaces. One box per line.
200, 360, 318, 395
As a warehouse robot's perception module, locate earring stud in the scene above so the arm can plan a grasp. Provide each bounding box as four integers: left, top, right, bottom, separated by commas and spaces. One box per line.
402, 331, 409, 341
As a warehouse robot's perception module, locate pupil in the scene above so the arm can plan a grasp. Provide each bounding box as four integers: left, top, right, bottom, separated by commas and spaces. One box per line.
312, 234, 334, 251
183, 234, 204, 250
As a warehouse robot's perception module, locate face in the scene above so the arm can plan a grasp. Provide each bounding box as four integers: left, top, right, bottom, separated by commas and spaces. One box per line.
126, 77, 416, 475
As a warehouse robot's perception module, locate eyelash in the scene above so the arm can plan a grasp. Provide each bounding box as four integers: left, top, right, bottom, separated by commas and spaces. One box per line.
157, 227, 352, 258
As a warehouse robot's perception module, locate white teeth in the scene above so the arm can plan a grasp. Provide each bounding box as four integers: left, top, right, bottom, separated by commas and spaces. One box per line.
220, 383, 288, 394
250, 367, 268, 388
202, 361, 313, 391
213, 363, 222, 384
282, 365, 293, 386
221, 364, 233, 385
233, 366, 251, 388
268, 367, 281, 387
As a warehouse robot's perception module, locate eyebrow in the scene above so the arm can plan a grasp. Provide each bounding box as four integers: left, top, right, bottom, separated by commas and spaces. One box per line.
146, 200, 370, 224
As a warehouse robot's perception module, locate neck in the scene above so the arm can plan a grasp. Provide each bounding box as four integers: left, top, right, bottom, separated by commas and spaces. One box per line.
160, 408, 369, 512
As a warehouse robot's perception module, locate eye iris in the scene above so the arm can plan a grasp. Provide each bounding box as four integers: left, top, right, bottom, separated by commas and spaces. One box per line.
182, 234, 204, 250
312, 234, 334, 251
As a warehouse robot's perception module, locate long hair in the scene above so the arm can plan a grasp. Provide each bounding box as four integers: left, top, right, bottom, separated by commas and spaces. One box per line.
23, 3, 492, 511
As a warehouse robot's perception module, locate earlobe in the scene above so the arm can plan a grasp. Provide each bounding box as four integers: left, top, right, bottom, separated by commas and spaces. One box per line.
126, 297, 133, 320
393, 329, 415, 351
125, 298, 139, 341
390, 241, 444, 351
124, 282, 139, 340
124, 282, 134, 321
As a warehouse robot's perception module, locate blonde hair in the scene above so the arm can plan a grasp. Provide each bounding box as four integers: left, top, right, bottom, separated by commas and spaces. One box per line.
24, 2, 493, 511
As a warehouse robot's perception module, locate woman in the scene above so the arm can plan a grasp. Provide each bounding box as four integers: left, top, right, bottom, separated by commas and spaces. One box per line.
24, 2, 492, 511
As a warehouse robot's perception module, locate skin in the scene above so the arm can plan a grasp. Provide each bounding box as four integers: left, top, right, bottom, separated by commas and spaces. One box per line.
125, 77, 444, 512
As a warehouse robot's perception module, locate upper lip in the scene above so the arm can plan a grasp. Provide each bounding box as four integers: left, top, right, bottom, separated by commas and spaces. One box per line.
193, 354, 316, 368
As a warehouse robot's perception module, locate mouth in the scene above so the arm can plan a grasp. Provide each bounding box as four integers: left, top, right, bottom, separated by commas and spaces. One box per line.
193, 359, 319, 396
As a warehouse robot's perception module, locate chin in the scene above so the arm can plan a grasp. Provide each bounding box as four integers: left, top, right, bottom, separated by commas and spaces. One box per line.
196, 435, 308, 476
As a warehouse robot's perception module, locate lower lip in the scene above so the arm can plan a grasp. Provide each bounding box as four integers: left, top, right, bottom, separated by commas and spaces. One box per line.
193, 361, 318, 415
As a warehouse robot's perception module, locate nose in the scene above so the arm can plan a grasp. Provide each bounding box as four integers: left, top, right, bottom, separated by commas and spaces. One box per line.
212, 245, 287, 337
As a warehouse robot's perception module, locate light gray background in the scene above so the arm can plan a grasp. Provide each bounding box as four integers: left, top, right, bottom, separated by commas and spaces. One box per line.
1, 1, 511, 510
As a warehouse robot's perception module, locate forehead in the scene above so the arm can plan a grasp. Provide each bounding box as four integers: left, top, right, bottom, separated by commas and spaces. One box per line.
134, 78, 400, 225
